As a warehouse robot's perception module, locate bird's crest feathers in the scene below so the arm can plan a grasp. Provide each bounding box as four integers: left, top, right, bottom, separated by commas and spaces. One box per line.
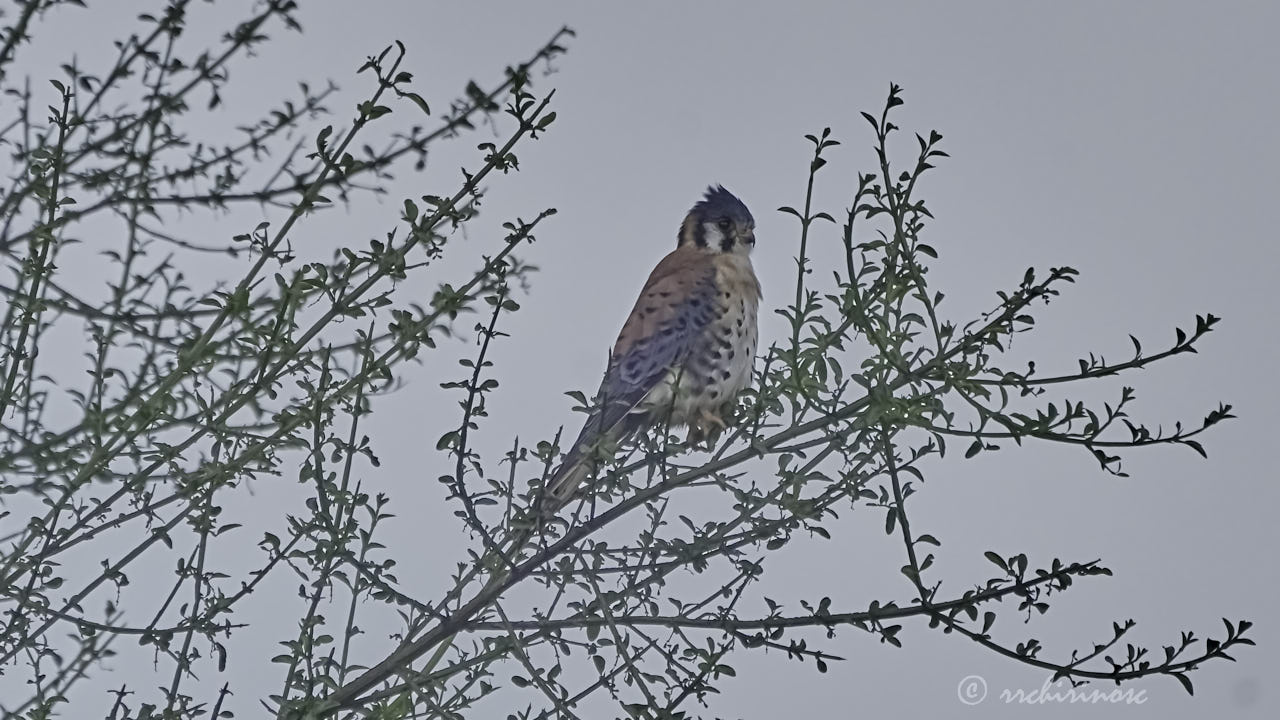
690, 185, 753, 225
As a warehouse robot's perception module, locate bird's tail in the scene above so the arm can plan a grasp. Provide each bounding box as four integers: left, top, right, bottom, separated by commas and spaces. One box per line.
538, 413, 645, 518
540, 451, 593, 517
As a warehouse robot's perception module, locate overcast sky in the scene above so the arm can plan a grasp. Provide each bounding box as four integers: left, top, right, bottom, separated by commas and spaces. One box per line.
7, 1, 1279, 718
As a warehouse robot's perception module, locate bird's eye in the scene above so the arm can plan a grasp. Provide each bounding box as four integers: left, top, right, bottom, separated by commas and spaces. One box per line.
716, 217, 731, 231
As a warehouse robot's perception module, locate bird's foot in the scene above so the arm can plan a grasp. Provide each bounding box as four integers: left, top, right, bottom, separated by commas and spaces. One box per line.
685, 409, 727, 447
700, 409, 727, 432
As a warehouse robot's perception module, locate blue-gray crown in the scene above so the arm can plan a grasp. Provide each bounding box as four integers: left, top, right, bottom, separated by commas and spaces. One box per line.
690, 185, 752, 224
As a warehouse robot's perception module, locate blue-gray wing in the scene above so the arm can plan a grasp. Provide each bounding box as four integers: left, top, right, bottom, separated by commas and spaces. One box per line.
544, 248, 717, 509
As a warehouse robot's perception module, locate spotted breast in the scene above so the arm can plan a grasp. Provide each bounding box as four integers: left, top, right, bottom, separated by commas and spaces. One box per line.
642, 252, 760, 434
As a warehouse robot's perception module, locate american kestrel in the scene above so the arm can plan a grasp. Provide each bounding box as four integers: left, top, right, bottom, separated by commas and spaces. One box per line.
543, 186, 761, 513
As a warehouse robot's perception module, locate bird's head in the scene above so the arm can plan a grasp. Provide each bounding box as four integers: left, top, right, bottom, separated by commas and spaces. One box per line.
678, 185, 755, 256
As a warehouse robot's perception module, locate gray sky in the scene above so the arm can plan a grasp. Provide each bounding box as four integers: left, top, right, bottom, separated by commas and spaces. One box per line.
7, 1, 1279, 717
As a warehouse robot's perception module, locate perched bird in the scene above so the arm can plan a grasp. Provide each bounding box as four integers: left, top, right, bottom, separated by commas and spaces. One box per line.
542, 186, 761, 514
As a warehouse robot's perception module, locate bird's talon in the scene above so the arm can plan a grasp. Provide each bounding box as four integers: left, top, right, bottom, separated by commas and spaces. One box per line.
699, 408, 727, 432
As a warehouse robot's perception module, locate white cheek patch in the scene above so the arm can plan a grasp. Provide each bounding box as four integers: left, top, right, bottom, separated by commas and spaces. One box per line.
702, 223, 725, 248
708, 223, 748, 254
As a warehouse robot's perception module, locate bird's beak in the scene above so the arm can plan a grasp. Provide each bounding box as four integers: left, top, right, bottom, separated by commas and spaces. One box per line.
743, 231, 756, 247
